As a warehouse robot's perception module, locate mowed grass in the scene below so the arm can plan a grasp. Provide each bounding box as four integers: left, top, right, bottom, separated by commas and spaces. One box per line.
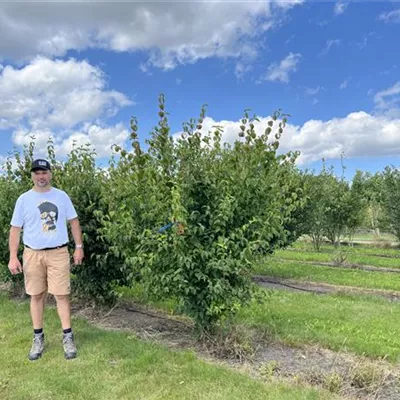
242, 239, 400, 362
274, 249, 400, 269
237, 290, 400, 362
300, 232, 398, 243
254, 260, 400, 292
118, 280, 400, 363
0, 294, 331, 400
292, 241, 400, 258
344, 232, 397, 242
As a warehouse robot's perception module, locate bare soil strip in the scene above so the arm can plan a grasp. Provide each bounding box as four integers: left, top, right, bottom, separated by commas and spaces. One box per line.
253, 275, 400, 301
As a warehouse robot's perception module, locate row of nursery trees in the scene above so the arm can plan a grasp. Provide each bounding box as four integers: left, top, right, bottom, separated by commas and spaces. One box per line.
0, 96, 399, 331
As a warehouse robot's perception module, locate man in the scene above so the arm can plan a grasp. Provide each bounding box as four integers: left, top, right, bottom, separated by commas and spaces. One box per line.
8, 159, 84, 361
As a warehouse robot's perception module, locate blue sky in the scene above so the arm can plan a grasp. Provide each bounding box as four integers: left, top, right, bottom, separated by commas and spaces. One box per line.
1, 1, 400, 179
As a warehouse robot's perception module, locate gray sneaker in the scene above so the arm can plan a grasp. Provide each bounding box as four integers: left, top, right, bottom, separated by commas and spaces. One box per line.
63, 332, 77, 359
28, 333, 45, 361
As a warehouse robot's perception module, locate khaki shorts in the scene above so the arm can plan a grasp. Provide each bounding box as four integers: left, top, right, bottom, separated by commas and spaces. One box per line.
23, 247, 71, 296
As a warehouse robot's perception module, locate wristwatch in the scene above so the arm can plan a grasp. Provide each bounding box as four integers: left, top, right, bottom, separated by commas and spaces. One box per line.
75, 244, 83, 249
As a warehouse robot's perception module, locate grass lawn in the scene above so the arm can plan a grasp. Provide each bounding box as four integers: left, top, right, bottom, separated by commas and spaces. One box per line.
344, 232, 397, 242
118, 280, 400, 363
238, 290, 400, 362
0, 294, 331, 400
242, 240, 400, 362
275, 249, 400, 269
292, 241, 400, 257
299, 233, 398, 243
254, 260, 400, 292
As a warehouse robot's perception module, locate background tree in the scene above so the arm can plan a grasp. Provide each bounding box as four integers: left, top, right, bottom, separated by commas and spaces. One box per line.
382, 167, 400, 241
351, 171, 388, 239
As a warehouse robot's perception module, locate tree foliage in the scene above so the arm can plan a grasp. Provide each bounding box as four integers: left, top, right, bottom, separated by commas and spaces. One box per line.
100, 95, 303, 330
299, 164, 366, 250
382, 167, 400, 241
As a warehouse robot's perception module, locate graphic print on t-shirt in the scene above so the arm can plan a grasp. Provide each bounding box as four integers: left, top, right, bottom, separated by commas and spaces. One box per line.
38, 201, 58, 232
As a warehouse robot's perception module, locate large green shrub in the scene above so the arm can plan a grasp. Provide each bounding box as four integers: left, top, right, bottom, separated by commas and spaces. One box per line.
101, 96, 303, 330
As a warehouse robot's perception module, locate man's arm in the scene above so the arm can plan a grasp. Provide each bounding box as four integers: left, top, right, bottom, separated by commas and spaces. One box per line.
69, 218, 84, 265
8, 226, 22, 274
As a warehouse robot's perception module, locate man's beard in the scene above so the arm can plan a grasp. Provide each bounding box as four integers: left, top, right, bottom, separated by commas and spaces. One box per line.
37, 180, 49, 187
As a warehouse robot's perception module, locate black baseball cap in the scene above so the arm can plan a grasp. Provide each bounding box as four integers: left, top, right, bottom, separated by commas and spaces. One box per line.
31, 159, 51, 172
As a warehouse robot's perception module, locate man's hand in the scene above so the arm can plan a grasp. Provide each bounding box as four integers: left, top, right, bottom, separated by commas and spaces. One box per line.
73, 248, 84, 265
8, 257, 22, 275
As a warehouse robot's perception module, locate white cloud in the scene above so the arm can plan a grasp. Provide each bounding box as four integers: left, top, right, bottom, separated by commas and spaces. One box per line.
263, 53, 302, 83
12, 122, 129, 159
379, 9, 400, 23
0, 57, 132, 161
305, 86, 323, 96
284, 112, 400, 164
374, 82, 400, 116
319, 39, 341, 56
315, 20, 329, 28
235, 62, 253, 79
334, 1, 348, 16
0, 57, 132, 130
356, 32, 375, 50
0, 1, 301, 70
179, 111, 400, 165
381, 65, 398, 76
285, 34, 295, 47
340, 79, 349, 90
59, 123, 129, 158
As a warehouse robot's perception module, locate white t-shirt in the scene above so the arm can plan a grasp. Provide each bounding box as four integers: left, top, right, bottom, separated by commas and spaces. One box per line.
10, 188, 78, 250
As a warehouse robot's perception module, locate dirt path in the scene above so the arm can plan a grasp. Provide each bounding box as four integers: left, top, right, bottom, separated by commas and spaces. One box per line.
253, 275, 400, 301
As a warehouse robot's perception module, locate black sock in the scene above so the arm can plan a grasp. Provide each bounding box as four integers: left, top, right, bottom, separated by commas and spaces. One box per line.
34, 328, 43, 335
63, 328, 72, 335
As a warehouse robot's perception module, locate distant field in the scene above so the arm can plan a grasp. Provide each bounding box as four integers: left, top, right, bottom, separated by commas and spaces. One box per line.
299, 232, 398, 244
274, 248, 400, 269
345, 232, 398, 242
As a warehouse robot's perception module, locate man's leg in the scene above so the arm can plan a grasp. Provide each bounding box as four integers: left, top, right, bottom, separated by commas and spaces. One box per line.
27, 293, 47, 361
54, 294, 71, 330
23, 249, 47, 361
48, 248, 77, 359
30, 292, 46, 329
55, 294, 77, 359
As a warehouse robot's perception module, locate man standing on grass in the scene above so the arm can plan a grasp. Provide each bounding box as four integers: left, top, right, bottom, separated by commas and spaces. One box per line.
8, 159, 84, 361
